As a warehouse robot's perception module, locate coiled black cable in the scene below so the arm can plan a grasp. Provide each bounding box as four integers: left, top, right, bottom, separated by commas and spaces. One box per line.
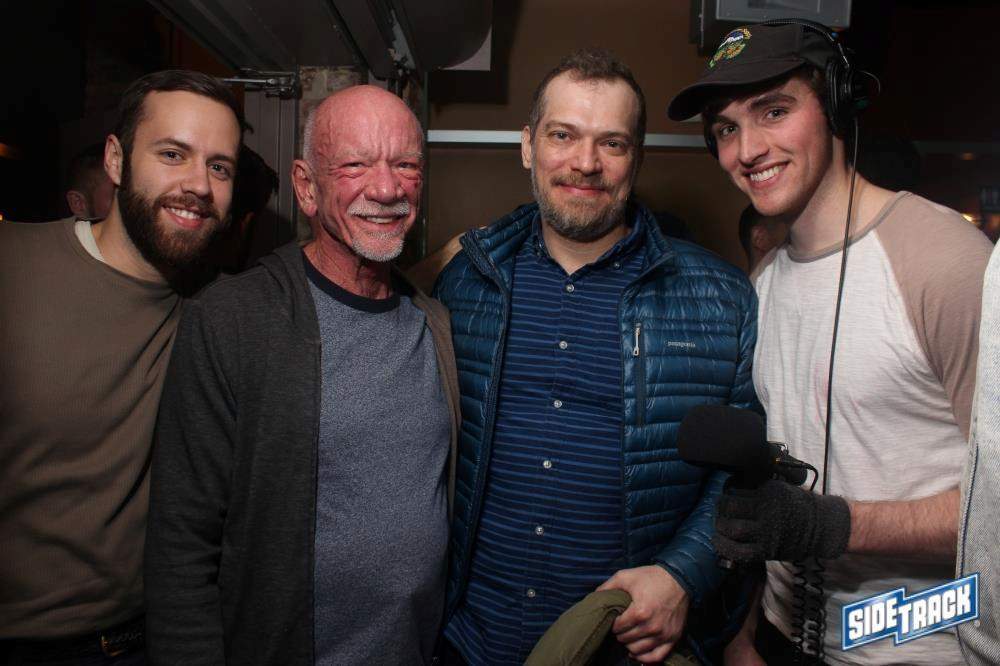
790, 557, 828, 663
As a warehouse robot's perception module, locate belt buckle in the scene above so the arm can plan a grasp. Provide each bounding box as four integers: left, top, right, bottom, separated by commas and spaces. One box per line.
100, 634, 126, 658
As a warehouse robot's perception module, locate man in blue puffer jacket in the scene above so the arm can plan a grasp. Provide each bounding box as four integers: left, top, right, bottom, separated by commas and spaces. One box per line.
433, 48, 759, 666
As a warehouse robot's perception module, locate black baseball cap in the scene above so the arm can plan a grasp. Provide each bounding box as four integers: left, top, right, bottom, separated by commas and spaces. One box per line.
667, 23, 838, 121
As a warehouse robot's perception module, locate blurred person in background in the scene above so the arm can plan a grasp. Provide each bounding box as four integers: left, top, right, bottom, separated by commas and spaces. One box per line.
65, 142, 115, 220
204, 145, 279, 273
957, 227, 1000, 665
738, 204, 789, 274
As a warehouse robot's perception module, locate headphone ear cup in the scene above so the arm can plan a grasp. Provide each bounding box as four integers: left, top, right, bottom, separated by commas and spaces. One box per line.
825, 57, 845, 136
847, 69, 871, 117
757, 20, 872, 136
826, 57, 866, 136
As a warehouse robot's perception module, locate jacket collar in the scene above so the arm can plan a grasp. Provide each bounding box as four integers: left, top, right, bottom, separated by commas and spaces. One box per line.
463, 201, 678, 290
257, 242, 322, 343
525, 212, 646, 271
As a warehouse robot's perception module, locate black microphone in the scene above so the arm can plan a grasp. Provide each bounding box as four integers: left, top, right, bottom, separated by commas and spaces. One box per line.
677, 404, 810, 488
678, 404, 814, 569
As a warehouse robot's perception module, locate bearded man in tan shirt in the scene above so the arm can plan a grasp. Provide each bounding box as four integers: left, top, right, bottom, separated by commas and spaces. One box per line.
0, 70, 242, 664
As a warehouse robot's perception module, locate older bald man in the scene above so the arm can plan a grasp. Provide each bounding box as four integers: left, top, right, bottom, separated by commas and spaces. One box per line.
144, 85, 460, 666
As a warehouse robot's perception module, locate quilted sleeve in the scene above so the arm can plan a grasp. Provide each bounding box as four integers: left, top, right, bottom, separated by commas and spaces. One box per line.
653, 283, 760, 604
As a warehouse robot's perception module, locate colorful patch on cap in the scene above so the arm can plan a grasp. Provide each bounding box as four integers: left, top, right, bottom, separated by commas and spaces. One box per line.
709, 27, 751, 68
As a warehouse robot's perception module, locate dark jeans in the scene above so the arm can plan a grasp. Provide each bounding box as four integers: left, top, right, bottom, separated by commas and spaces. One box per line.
439, 641, 467, 666
755, 615, 827, 666
440, 637, 700, 666
0, 617, 145, 666
0, 650, 144, 666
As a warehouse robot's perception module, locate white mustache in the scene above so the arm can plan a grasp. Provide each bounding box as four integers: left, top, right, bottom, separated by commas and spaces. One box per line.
348, 202, 410, 221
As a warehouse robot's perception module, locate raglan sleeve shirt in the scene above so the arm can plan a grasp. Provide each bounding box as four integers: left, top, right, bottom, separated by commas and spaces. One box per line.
873, 195, 991, 441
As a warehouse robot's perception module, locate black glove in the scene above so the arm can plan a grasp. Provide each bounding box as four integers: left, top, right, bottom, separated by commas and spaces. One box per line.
713, 479, 851, 564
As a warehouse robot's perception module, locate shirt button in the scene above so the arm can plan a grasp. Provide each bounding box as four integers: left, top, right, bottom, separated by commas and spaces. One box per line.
553, 399, 563, 409
542, 459, 553, 470
526, 588, 537, 598
534, 525, 545, 536
565, 283, 575, 293
614, 261, 622, 269
558, 340, 568, 350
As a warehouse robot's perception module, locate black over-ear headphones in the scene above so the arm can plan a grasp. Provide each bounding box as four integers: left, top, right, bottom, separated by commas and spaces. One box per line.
761, 18, 869, 135
703, 19, 873, 158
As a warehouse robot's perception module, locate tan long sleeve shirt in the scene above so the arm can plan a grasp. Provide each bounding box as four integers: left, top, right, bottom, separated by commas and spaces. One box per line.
0, 219, 180, 638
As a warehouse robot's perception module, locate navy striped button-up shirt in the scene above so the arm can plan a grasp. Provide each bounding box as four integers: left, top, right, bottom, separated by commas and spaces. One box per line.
446, 216, 647, 665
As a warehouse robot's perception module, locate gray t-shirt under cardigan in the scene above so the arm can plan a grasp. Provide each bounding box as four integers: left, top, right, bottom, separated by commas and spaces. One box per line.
306, 256, 450, 665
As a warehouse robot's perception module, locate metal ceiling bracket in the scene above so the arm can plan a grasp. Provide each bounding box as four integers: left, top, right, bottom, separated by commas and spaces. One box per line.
388, 9, 415, 72
223, 69, 301, 99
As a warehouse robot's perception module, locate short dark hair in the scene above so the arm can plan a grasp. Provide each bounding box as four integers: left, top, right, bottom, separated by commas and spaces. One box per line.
231, 146, 279, 222
66, 142, 106, 194
114, 70, 246, 157
528, 48, 646, 150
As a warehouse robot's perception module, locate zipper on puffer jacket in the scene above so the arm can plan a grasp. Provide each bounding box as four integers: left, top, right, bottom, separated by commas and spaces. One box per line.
456, 232, 513, 604
633, 321, 646, 426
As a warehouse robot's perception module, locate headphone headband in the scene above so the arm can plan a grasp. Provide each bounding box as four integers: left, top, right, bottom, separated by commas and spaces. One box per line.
757, 18, 852, 70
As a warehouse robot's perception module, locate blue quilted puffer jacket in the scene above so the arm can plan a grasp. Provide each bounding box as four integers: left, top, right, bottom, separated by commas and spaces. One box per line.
434, 202, 759, 654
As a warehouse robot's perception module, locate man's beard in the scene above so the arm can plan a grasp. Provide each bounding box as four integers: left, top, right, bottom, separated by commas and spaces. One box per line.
118, 157, 227, 286
531, 166, 629, 243
351, 233, 405, 263
347, 200, 410, 263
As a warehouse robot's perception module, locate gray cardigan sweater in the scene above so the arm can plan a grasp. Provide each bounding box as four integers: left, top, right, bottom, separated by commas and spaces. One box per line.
957, 240, 1000, 666
144, 242, 460, 666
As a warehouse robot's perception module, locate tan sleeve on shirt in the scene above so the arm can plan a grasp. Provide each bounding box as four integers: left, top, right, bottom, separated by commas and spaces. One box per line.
876, 194, 993, 438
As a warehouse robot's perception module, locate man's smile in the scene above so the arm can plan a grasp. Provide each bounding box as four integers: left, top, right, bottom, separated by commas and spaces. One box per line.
164, 205, 210, 229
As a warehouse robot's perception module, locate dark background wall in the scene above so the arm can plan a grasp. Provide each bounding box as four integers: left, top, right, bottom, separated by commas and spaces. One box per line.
426, 0, 748, 263
1, 0, 998, 270
0, 0, 231, 223
424, 1, 1000, 270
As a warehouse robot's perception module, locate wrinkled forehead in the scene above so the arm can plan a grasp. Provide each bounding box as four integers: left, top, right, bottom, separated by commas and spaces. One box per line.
541, 74, 640, 135
315, 105, 424, 161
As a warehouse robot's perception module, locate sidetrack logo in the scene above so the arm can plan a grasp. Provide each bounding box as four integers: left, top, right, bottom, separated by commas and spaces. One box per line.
842, 574, 978, 650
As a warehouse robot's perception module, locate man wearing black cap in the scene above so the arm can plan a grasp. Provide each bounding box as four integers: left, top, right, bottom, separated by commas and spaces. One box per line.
669, 22, 992, 665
